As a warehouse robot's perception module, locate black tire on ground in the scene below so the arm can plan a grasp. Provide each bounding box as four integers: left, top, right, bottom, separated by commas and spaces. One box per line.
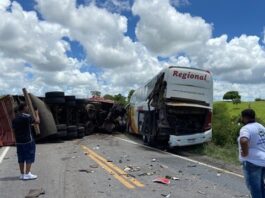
85, 121, 95, 135
78, 132, 85, 138
78, 127, 85, 133
78, 123, 86, 127
45, 97, 65, 104
58, 130, 67, 138
45, 91, 65, 98
67, 132, 78, 139
67, 125, 78, 132
56, 124, 67, 131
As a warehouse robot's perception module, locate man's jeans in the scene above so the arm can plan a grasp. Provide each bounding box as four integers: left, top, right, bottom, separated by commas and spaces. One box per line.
242, 161, 265, 198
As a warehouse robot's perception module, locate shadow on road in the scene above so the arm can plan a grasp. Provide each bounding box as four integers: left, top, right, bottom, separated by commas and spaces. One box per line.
0, 176, 19, 181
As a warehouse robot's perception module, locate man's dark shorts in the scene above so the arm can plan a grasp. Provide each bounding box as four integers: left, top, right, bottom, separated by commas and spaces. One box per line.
16, 141, 36, 163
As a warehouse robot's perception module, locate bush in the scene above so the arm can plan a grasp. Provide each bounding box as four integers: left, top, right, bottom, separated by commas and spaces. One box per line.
212, 103, 240, 146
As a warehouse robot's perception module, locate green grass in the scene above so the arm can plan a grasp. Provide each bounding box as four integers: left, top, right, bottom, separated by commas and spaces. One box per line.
195, 101, 265, 165
215, 101, 265, 123
192, 143, 240, 165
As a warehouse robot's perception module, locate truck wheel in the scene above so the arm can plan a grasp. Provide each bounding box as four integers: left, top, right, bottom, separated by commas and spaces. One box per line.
56, 124, 67, 131
45, 97, 65, 104
85, 121, 95, 135
45, 91, 65, 98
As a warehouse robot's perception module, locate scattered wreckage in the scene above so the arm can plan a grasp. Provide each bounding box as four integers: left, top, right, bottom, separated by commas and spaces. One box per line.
0, 90, 126, 146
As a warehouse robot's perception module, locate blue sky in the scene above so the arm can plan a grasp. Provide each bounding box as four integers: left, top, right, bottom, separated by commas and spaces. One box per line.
14, 0, 265, 61
0, 0, 265, 99
178, 0, 265, 40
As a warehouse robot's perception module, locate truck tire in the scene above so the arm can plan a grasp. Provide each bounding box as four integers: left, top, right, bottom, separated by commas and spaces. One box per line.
65, 96, 76, 106
76, 99, 89, 105
67, 125, 78, 139
58, 130, 67, 138
85, 121, 95, 135
67, 125, 77, 132
56, 124, 67, 131
45, 97, 65, 104
45, 91, 65, 98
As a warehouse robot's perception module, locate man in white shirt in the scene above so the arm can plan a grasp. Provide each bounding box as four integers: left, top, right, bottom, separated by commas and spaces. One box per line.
238, 109, 265, 198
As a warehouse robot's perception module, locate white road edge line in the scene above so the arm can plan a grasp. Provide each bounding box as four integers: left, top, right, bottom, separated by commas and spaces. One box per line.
0, 147, 10, 164
115, 137, 244, 179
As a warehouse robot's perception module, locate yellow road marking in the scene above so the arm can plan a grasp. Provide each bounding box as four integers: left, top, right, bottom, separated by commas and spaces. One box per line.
81, 145, 145, 189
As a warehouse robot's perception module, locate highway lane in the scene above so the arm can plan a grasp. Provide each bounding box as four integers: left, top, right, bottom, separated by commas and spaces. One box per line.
0, 133, 249, 198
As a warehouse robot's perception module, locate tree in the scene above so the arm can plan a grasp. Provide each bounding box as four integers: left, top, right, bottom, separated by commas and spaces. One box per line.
113, 94, 127, 105
223, 91, 241, 101
127, 89, 135, 103
91, 91, 101, 97
104, 94, 114, 100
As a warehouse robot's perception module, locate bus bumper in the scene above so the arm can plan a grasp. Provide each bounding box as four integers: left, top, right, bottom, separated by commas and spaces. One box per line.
168, 129, 212, 147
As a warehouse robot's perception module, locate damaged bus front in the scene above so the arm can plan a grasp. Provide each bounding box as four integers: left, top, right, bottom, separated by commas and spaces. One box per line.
127, 66, 213, 147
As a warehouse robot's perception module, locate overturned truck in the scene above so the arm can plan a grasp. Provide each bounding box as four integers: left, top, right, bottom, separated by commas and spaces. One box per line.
0, 91, 127, 146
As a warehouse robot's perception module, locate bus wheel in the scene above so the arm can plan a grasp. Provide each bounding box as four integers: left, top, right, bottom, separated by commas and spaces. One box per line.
143, 134, 148, 144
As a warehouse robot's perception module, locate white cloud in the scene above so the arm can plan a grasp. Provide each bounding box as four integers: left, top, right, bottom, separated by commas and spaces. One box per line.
0, 0, 264, 101
37, 0, 137, 68
191, 34, 265, 84
132, 0, 212, 56
0, 1, 100, 96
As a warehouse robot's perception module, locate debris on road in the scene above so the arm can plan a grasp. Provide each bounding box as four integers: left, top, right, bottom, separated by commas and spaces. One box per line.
138, 172, 156, 176
153, 177, 171, 185
78, 169, 94, 174
152, 158, 157, 162
93, 145, 100, 150
187, 164, 197, 168
25, 188, 45, 198
165, 175, 180, 180
161, 193, 171, 198
217, 173, 221, 177
89, 164, 99, 169
123, 166, 141, 172
160, 164, 168, 169
124, 167, 131, 172
197, 190, 207, 196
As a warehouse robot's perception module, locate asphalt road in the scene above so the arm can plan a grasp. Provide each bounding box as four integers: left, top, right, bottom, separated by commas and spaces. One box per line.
0, 133, 249, 198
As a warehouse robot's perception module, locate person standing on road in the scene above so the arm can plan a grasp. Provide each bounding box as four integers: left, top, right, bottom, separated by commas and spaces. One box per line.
238, 109, 265, 198
12, 103, 40, 180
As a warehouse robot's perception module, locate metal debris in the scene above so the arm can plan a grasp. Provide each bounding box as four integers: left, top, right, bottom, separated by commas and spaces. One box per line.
161, 193, 171, 198
78, 169, 94, 174
197, 191, 207, 196
153, 178, 170, 185
25, 188, 45, 198
90, 164, 99, 168
187, 164, 197, 168
124, 166, 141, 172
165, 176, 180, 180
138, 172, 156, 176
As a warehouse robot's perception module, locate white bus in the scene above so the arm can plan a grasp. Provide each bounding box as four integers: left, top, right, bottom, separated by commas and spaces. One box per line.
127, 66, 213, 147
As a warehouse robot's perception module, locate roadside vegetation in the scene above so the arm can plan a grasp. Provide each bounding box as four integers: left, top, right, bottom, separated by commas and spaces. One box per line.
193, 101, 265, 165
